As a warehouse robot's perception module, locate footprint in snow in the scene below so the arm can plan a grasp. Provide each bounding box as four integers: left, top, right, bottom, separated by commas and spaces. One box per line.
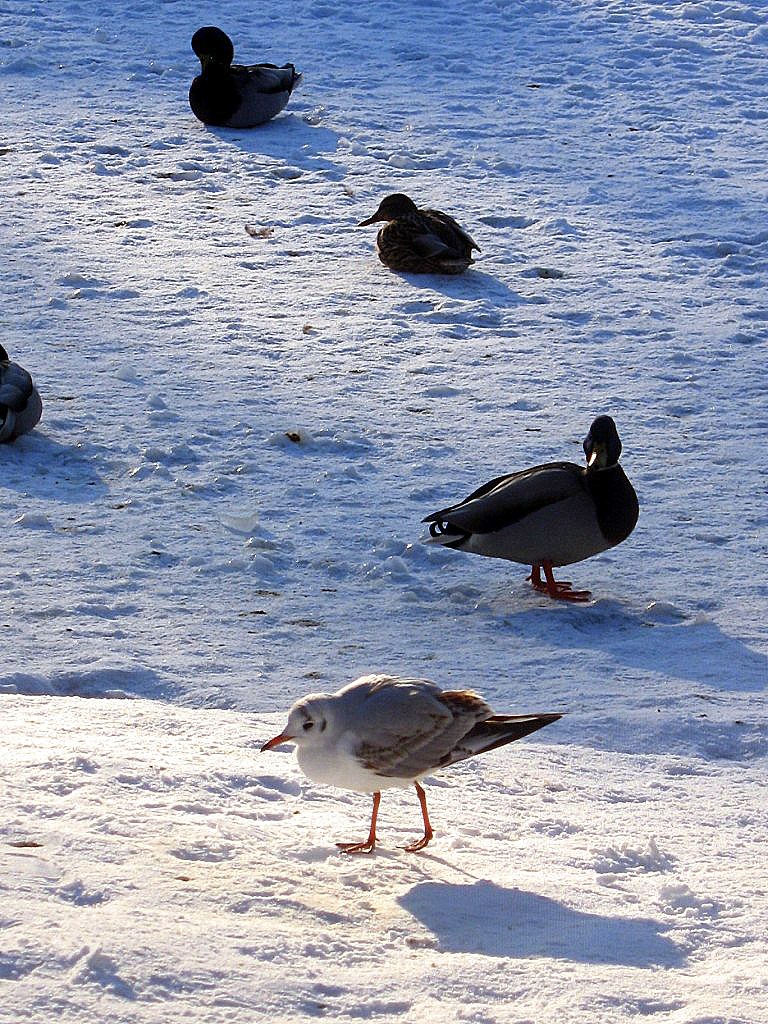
169, 842, 236, 863
520, 266, 565, 279
478, 214, 536, 229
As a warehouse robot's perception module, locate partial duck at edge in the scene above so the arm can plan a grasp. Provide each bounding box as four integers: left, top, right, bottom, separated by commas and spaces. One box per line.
0, 344, 42, 442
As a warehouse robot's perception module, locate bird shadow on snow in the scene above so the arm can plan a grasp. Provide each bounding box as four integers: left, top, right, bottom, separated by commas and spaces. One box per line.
482, 594, 768, 692
392, 267, 529, 306
204, 116, 343, 179
1, 433, 109, 500
2, 665, 174, 700
399, 880, 685, 968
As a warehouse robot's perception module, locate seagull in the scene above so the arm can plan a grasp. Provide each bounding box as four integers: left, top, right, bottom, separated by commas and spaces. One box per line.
0, 344, 43, 442
261, 674, 561, 854
423, 415, 639, 602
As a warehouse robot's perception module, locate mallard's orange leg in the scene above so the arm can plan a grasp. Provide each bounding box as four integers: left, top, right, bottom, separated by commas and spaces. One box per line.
402, 782, 434, 853
528, 561, 591, 602
337, 792, 380, 854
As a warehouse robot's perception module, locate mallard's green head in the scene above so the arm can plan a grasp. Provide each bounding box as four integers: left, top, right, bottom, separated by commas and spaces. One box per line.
191, 26, 235, 68
584, 415, 623, 469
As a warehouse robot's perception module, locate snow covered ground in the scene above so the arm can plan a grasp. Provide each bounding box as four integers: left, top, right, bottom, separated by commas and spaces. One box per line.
1, 0, 766, 1021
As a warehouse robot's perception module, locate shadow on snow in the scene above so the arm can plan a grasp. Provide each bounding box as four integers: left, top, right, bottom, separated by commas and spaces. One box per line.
399, 880, 685, 967
478, 593, 768, 693
204, 115, 343, 180
1, 432, 109, 500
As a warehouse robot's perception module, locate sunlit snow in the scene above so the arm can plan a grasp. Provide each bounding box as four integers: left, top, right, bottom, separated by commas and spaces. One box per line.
2, 1, 766, 1022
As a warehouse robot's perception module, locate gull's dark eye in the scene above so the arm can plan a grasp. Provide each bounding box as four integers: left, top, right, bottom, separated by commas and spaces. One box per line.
302, 721, 314, 731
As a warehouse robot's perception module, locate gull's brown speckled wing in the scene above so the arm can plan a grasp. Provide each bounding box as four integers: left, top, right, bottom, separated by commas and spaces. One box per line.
352, 682, 494, 779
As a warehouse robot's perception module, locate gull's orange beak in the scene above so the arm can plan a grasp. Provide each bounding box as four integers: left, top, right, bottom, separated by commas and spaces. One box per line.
260, 732, 294, 752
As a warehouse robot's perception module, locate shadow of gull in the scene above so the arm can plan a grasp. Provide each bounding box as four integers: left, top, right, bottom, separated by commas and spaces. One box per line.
399, 881, 685, 967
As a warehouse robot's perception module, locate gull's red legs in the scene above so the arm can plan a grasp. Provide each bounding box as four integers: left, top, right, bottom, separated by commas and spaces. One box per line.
402, 781, 434, 853
337, 791, 380, 854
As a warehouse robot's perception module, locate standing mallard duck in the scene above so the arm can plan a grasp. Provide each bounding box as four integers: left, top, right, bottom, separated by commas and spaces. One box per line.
0, 344, 42, 442
423, 416, 639, 602
358, 193, 479, 274
189, 26, 302, 128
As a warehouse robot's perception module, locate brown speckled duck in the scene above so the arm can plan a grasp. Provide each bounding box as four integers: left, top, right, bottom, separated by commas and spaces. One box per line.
423, 416, 639, 602
358, 193, 479, 274
0, 344, 42, 442
189, 27, 302, 128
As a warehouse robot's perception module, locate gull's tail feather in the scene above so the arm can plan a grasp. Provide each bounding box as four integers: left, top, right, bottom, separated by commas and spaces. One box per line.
454, 712, 562, 762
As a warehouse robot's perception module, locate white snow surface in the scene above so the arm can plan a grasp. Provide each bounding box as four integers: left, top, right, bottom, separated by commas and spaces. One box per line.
1, 0, 767, 1021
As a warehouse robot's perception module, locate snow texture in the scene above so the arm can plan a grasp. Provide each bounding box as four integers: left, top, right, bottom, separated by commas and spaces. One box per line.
1, 1, 767, 1022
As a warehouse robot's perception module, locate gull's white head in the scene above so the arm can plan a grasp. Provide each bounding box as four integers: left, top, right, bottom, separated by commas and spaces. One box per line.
260, 694, 335, 751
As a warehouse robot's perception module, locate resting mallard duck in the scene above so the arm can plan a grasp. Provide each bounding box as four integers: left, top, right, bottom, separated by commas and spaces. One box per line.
0, 344, 42, 442
423, 416, 639, 602
358, 193, 479, 274
189, 26, 302, 128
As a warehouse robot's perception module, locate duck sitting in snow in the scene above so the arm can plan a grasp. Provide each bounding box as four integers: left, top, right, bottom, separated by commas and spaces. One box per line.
0, 344, 42, 442
189, 26, 302, 128
423, 416, 639, 602
358, 193, 480, 274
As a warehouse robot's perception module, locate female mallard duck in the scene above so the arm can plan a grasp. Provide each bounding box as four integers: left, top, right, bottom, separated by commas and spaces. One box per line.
0, 344, 42, 442
358, 193, 479, 274
423, 416, 639, 602
189, 26, 302, 128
